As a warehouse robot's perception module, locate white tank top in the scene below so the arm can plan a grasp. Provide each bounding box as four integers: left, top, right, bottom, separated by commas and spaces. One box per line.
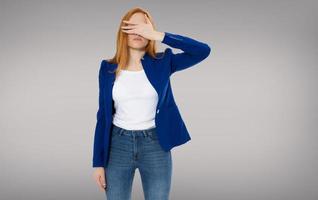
112, 69, 159, 130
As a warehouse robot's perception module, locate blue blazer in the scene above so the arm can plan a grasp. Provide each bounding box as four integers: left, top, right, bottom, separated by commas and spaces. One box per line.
93, 32, 211, 167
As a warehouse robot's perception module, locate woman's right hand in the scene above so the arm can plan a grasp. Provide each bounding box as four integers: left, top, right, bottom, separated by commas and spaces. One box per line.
93, 167, 106, 191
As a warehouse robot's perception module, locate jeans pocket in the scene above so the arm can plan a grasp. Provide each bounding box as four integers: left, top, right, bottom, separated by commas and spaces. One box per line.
111, 127, 122, 142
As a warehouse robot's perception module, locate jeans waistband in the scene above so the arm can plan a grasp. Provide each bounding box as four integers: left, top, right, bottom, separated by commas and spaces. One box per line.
112, 123, 156, 137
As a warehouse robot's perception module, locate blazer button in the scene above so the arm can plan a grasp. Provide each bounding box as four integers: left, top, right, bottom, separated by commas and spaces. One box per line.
156, 109, 160, 114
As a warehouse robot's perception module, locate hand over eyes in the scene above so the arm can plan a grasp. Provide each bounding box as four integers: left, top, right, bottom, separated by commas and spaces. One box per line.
121, 14, 158, 41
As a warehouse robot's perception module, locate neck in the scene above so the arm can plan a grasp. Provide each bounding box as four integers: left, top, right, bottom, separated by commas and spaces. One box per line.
127, 48, 146, 67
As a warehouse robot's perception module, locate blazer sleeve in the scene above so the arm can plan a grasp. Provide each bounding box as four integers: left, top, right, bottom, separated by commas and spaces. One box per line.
161, 32, 211, 75
92, 60, 107, 167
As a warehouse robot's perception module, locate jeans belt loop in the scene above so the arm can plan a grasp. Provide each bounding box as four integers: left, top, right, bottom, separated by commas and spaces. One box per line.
119, 128, 124, 136
142, 130, 147, 137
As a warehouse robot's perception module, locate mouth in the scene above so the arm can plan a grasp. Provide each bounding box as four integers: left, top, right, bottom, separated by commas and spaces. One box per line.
133, 38, 142, 41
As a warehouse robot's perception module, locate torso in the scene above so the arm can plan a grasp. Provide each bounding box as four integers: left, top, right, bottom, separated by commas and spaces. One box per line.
112, 68, 159, 130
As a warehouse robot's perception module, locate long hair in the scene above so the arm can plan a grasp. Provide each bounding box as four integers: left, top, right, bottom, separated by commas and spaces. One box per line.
107, 7, 162, 78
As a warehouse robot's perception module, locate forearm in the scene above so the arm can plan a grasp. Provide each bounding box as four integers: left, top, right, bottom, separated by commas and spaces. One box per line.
159, 31, 210, 56
92, 60, 107, 168
155, 31, 211, 74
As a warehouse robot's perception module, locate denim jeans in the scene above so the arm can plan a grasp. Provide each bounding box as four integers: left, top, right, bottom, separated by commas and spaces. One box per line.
104, 123, 172, 200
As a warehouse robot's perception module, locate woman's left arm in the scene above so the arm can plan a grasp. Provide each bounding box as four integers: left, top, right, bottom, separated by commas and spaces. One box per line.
121, 17, 211, 74
156, 31, 212, 75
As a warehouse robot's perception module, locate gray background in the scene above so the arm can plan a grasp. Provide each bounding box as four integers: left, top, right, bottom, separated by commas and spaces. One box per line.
1, 0, 318, 200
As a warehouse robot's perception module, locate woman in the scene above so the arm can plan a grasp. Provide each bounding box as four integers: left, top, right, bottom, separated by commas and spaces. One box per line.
92, 7, 211, 200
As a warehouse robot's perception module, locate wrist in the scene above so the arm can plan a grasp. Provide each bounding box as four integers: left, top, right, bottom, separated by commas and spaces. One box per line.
154, 31, 165, 42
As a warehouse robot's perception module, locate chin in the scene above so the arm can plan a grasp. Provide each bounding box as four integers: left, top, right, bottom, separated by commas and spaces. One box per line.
129, 44, 147, 49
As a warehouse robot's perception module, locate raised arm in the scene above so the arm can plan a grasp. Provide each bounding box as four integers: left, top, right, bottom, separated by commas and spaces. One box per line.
92, 60, 107, 167
160, 32, 211, 75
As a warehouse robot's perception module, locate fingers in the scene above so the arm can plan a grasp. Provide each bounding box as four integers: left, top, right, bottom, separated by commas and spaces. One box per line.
144, 14, 150, 23
121, 23, 137, 34
121, 25, 137, 30
99, 175, 106, 191
123, 20, 138, 25
93, 172, 106, 192
121, 29, 135, 34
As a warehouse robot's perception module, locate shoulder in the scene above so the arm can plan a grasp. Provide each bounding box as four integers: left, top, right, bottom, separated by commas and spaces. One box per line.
99, 60, 107, 73
154, 48, 173, 60
98, 59, 112, 77
100, 59, 111, 68
100, 59, 118, 76
99, 59, 116, 70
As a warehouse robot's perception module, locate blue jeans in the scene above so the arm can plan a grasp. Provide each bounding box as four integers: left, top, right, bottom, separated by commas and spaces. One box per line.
104, 123, 172, 200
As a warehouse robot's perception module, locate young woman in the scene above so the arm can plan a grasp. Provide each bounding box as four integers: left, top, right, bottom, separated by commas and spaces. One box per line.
92, 7, 211, 200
